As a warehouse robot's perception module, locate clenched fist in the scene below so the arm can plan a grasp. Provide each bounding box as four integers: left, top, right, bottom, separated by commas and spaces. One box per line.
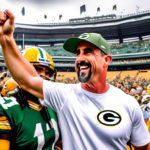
0, 9, 15, 42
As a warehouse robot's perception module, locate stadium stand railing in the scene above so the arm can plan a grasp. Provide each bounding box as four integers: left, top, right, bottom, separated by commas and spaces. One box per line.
0, 40, 150, 57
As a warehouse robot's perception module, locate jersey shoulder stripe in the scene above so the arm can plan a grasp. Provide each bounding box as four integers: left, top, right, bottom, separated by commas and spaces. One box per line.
0, 116, 11, 130
28, 100, 42, 111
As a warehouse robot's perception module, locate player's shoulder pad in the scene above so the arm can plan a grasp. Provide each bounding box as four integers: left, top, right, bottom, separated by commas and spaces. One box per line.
0, 97, 24, 127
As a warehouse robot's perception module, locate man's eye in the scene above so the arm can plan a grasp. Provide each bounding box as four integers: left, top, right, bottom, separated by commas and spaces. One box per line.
76, 50, 80, 56
84, 49, 93, 54
85, 51, 90, 54
76, 52, 79, 56
35, 67, 42, 71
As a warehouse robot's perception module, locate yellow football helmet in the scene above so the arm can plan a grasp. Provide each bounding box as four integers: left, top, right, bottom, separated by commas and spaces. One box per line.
21, 47, 57, 81
1, 78, 19, 97
147, 84, 150, 94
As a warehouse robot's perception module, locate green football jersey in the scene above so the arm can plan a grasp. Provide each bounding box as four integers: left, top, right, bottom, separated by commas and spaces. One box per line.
0, 97, 61, 150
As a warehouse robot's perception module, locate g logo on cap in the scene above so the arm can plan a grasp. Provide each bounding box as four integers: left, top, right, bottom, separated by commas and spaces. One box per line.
79, 33, 90, 39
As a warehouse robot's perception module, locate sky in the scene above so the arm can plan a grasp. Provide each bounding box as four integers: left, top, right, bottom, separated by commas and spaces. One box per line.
0, 0, 150, 24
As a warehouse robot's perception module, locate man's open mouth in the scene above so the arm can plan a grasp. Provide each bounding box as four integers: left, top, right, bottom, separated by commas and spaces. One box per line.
79, 66, 90, 75
77, 61, 92, 82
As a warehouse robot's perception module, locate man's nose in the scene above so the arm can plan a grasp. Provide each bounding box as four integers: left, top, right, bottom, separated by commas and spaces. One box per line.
76, 52, 86, 64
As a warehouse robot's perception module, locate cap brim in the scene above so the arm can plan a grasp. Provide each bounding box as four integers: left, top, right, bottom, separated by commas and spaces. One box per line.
63, 38, 86, 54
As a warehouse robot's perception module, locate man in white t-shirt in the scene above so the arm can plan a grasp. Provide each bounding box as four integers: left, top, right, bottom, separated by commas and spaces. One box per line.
0, 10, 150, 150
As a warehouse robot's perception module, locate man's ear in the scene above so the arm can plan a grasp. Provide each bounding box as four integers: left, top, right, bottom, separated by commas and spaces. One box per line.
104, 55, 112, 66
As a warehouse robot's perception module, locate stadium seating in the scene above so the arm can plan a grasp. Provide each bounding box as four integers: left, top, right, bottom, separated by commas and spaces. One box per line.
0, 49, 2, 56
57, 72, 77, 79
120, 70, 139, 79
56, 72, 78, 83
106, 71, 121, 81
43, 46, 76, 57
137, 70, 150, 79
110, 40, 150, 55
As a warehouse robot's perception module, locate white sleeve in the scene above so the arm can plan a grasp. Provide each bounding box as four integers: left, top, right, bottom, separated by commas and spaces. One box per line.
146, 102, 150, 109
130, 100, 150, 146
41, 80, 72, 113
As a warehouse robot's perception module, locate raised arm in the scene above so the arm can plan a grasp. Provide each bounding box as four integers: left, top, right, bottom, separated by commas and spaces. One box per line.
0, 10, 44, 99
133, 142, 150, 150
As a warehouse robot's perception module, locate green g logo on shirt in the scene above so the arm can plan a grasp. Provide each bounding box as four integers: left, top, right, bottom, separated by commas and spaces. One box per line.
97, 110, 121, 126
0, 97, 19, 109
79, 33, 90, 39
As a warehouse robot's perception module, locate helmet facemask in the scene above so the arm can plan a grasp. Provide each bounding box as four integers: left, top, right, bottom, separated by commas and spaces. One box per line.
34, 65, 57, 82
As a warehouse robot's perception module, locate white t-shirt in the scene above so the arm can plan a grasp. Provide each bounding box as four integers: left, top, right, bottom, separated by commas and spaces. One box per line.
42, 80, 150, 150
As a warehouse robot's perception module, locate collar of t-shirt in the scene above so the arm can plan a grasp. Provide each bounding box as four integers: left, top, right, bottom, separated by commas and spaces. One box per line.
80, 83, 112, 99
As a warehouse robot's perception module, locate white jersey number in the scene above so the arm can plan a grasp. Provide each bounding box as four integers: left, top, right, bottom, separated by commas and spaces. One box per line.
34, 123, 45, 150
0, 97, 19, 109
34, 119, 59, 150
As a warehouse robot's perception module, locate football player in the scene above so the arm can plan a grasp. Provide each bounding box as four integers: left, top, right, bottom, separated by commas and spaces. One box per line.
0, 47, 62, 150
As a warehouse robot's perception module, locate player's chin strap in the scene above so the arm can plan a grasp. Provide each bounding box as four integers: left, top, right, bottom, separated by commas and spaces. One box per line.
39, 70, 57, 82
39, 74, 50, 81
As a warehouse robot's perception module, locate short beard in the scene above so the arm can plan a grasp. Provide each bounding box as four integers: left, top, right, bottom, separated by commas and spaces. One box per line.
77, 68, 92, 83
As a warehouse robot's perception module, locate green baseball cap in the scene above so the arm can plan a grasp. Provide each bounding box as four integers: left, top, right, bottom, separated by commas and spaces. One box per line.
63, 33, 110, 55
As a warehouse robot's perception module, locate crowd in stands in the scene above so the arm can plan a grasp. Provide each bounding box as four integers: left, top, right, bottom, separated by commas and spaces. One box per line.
108, 74, 149, 94
110, 40, 150, 55
56, 76, 79, 84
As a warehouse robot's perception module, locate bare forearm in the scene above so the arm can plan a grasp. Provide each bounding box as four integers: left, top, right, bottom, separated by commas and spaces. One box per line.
1, 36, 38, 88
146, 143, 150, 150
0, 10, 44, 99
133, 142, 150, 150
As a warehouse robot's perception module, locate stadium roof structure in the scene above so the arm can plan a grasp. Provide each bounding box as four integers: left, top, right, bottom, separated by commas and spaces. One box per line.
14, 11, 150, 46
